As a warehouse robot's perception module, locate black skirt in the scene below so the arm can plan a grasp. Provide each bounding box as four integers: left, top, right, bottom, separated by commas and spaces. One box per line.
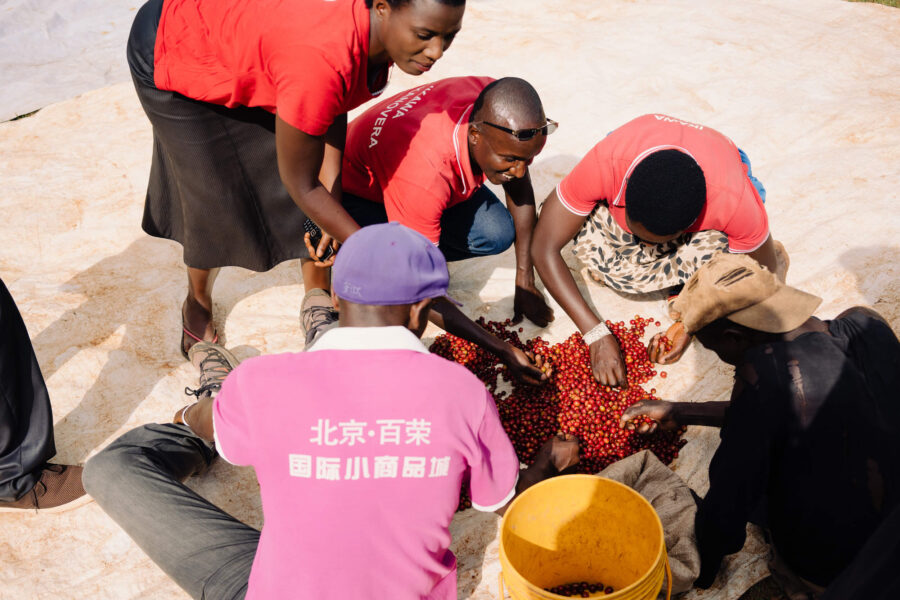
128, 0, 308, 271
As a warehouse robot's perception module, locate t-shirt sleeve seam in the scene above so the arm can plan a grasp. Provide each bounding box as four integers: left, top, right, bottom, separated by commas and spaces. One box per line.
212, 401, 243, 466
720, 182, 769, 252
556, 181, 594, 216
727, 234, 769, 254
466, 386, 519, 509
471, 473, 518, 512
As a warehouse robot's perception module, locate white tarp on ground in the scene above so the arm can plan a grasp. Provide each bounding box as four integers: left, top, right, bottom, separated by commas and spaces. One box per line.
0, 0, 142, 121
1, 0, 899, 598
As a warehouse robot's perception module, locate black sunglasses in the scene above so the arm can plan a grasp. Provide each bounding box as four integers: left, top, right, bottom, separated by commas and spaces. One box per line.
477, 118, 558, 141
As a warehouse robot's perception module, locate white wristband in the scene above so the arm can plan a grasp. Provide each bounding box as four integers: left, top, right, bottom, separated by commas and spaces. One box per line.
581, 321, 611, 346
178, 404, 196, 435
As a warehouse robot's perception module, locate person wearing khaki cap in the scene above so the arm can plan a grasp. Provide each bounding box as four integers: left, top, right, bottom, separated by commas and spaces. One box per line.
620, 253, 900, 597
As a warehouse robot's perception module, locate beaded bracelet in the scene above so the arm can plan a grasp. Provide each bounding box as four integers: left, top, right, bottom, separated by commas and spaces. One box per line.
581, 321, 611, 346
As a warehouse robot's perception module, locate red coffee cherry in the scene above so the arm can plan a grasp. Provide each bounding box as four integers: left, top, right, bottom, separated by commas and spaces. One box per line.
431, 317, 686, 510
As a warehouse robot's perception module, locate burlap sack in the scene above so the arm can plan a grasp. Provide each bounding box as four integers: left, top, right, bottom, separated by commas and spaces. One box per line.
598, 450, 701, 595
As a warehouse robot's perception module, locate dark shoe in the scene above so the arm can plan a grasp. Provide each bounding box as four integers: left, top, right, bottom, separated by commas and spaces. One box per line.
185, 341, 240, 398
301, 288, 338, 346
0, 464, 91, 514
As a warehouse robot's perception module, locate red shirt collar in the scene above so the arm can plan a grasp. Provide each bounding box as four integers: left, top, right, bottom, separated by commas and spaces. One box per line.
451, 104, 482, 195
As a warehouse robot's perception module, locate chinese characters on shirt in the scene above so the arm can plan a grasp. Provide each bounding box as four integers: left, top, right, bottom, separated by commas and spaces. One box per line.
293, 418, 451, 480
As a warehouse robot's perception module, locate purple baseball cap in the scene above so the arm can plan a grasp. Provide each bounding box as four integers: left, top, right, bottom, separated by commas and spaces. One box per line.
333, 222, 461, 306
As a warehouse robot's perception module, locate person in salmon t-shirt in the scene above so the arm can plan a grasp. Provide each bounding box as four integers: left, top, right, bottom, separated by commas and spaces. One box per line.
84, 223, 579, 600
334, 76, 557, 383
531, 114, 790, 388
125, 0, 466, 365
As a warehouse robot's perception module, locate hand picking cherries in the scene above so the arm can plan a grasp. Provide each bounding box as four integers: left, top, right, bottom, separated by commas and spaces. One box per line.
430, 317, 686, 511
544, 582, 614, 597
659, 335, 674, 352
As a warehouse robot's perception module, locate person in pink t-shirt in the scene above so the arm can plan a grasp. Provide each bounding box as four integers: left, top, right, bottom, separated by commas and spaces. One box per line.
83, 222, 579, 600
532, 114, 790, 388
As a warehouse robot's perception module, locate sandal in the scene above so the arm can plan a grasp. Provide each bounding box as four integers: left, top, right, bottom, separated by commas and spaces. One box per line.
181, 307, 219, 361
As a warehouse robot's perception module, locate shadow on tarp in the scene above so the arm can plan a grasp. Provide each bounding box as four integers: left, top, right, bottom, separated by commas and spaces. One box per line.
838, 244, 900, 327
451, 509, 501, 597
31, 236, 295, 463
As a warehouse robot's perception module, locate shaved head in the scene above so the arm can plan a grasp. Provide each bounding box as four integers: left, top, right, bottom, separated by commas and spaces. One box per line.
471, 77, 545, 128
466, 77, 550, 185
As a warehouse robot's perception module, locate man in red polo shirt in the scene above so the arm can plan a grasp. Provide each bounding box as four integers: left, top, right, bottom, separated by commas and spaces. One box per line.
326, 76, 558, 383
532, 114, 788, 388
342, 76, 557, 329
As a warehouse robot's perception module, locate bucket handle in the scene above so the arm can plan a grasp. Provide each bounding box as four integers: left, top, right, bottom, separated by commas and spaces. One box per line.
498, 556, 672, 600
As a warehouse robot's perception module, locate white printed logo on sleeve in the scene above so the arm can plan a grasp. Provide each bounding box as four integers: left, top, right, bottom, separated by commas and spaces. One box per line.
291, 417, 449, 480
368, 84, 435, 148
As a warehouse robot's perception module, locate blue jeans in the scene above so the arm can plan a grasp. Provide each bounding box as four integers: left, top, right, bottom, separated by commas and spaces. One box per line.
342, 186, 515, 262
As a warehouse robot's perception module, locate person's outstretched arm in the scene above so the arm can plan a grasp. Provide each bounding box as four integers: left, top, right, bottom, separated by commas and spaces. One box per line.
173, 396, 215, 442
531, 189, 627, 387
746, 234, 780, 279
495, 433, 580, 516
503, 173, 554, 327
276, 114, 360, 263
619, 399, 730, 434
429, 299, 548, 385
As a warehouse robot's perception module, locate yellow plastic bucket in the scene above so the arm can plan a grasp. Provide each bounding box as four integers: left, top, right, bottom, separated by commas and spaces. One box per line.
499, 474, 671, 600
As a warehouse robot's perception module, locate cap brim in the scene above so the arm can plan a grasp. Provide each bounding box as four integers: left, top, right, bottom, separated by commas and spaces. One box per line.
727, 285, 822, 333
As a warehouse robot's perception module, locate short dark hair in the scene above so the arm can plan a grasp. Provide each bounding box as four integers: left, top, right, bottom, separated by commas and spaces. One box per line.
365, 0, 465, 7
625, 149, 706, 236
470, 77, 544, 124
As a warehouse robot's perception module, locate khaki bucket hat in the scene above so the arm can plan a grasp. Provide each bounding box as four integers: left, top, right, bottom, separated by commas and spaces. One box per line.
672, 253, 822, 335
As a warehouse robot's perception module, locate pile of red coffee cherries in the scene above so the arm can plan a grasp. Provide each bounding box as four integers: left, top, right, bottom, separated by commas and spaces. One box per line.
544, 581, 614, 597
430, 317, 686, 490
456, 479, 472, 511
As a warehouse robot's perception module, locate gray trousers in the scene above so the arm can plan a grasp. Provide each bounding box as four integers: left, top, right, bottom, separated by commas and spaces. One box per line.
83, 423, 259, 599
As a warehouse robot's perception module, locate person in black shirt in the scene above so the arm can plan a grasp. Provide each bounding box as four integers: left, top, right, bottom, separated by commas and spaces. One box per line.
0, 278, 90, 513
621, 253, 900, 597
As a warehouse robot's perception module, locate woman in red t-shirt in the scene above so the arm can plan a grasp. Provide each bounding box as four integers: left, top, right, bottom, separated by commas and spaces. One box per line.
126, 0, 465, 358
531, 115, 789, 388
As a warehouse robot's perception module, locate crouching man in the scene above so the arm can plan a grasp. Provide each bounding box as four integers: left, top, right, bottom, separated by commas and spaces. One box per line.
84, 223, 578, 600
621, 253, 899, 597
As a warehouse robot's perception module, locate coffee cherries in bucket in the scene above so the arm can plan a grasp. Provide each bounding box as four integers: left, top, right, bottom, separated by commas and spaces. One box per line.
544, 581, 614, 597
